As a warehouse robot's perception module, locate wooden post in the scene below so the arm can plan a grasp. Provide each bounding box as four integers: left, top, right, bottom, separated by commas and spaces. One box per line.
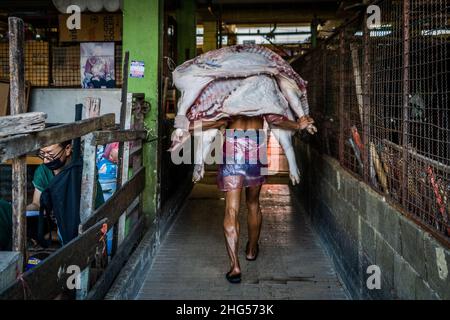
79, 133, 98, 224
8, 17, 27, 265
111, 52, 130, 254
116, 92, 133, 247
77, 98, 101, 300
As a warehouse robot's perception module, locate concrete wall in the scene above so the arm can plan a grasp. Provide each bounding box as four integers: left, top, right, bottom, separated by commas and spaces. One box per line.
292, 139, 450, 300
30, 88, 122, 124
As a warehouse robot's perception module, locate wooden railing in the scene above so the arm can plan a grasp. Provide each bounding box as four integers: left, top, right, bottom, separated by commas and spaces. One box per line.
0, 17, 152, 299
0, 108, 148, 299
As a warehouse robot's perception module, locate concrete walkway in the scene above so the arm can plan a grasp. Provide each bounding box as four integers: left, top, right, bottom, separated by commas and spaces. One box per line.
136, 183, 348, 300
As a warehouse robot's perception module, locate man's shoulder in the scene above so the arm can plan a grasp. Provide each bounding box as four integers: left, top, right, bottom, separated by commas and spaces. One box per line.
35, 163, 53, 176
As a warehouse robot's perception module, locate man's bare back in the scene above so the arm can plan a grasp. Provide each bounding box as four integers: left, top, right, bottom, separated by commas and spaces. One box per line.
227, 116, 264, 130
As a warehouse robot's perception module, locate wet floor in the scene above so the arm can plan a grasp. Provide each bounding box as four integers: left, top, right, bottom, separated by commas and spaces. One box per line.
137, 183, 348, 300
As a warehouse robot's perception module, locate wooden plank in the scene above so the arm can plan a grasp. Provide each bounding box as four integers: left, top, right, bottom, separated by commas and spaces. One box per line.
0, 112, 46, 138
0, 113, 115, 163
86, 216, 145, 300
77, 99, 101, 300
84, 97, 101, 119
130, 143, 143, 157
117, 92, 133, 246
11, 157, 26, 255
8, 17, 25, 115
0, 219, 107, 300
92, 130, 146, 146
4, 156, 42, 165
80, 167, 145, 232
8, 17, 27, 265
79, 133, 98, 225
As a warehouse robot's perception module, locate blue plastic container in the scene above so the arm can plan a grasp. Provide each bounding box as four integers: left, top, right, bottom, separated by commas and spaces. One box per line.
96, 156, 117, 256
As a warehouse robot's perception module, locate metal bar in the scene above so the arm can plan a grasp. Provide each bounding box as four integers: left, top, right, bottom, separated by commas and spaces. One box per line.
362, 14, 371, 184
338, 31, 345, 164
383, 139, 450, 175
401, 0, 410, 206
8, 17, 27, 264
203, 31, 312, 37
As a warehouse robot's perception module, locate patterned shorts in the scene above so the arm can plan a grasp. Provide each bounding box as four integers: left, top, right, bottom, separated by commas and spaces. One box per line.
217, 130, 267, 192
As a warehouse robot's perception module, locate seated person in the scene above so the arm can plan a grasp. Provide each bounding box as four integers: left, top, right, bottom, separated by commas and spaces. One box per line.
27, 141, 104, 212
27, 140, 104, 245
0, 198, 12, 251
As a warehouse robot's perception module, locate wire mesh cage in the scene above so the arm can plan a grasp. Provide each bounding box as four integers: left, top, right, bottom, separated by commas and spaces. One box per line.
294, 0, 450, 241
0, 31, 123, 89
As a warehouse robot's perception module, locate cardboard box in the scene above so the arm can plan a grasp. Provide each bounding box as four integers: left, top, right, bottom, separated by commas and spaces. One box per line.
59, 14, 122, 42
0, 81, 8, 116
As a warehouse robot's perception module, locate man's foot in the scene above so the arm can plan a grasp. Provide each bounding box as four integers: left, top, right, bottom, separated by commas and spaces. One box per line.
225, 271, 241, 284
245, 241, 259, 261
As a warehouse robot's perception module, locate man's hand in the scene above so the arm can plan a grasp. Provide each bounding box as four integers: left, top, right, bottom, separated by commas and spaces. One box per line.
297, 116, 317, 135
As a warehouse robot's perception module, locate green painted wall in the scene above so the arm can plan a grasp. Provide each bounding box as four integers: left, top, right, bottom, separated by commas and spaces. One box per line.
123, 0, 162, 220
176, 0, 197, 64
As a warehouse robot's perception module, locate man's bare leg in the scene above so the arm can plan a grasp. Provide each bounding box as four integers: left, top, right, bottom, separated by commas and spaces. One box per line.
245, 185, 262, 259
224, 188, 242, 276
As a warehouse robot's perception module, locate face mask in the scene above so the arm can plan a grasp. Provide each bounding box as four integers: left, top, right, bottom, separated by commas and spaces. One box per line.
44, 157, 66, 171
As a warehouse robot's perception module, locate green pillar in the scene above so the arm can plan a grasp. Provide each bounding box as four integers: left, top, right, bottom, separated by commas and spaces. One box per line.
176, 0, 197, 63
123, 0, 162, 220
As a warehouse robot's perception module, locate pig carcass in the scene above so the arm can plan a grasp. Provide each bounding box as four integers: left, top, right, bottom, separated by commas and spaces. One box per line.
170, 45, 313, 185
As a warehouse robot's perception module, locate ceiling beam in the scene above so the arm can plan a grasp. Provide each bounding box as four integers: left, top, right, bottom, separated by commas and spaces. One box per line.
197, 3, 339, 24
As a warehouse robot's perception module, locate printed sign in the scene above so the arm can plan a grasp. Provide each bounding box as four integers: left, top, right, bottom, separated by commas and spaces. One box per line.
130, 60, 145, 78
59, 14, 122, 42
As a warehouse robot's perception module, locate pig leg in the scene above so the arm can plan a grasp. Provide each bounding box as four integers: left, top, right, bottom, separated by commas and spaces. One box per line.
192, 129, 219, 182
270, 127, 300, 185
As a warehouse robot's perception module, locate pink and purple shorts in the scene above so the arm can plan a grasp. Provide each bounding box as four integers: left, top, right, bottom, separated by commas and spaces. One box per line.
217, 130, 267, 192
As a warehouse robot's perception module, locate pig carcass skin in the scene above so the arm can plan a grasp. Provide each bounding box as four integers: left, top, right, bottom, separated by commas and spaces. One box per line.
170, 45, 311, 185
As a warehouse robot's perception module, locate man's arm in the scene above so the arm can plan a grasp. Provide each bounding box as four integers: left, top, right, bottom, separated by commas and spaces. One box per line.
26, 189, 41, 211
265, 114, 315, 132
188, 118, 229, 132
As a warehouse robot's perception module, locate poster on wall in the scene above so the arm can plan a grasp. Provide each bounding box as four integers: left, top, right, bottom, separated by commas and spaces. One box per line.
80, 42, 115, 88
130, 60, 145, 78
